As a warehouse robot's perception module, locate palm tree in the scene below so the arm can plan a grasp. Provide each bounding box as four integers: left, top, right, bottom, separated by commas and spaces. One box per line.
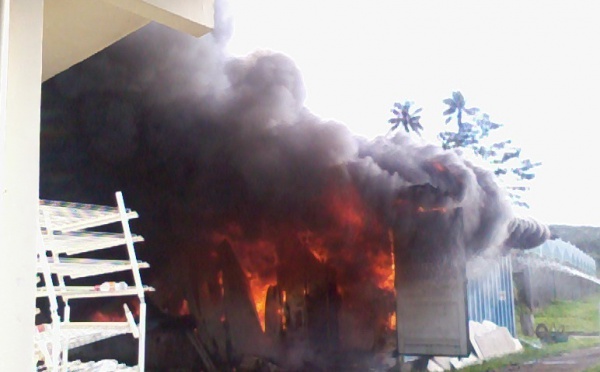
388, 101, 423, 135
440, 91, 479, 149
442, 91, 479, 130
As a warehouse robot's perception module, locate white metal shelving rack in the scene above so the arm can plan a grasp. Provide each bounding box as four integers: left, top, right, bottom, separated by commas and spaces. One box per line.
35, 192, 154, 371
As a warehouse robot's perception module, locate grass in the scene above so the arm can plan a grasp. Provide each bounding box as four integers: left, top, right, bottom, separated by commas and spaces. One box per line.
461, 337, 600, 372
460, 294, 600, 371
534, 294, 600, 333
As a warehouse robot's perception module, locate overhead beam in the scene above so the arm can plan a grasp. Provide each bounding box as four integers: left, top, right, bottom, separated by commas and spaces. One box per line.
42, 0, 149, 81
105, 0, 214, 37
42, 0, 214, 81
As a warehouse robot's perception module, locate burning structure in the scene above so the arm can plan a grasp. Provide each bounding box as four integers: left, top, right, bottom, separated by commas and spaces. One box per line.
39, 6, 550, 370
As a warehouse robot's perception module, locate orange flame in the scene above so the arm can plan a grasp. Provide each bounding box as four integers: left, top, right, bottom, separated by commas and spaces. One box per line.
90, 310, 125, 322
325, 183, 367, 232
178, 299, 190, 316
206, 183, 398, 336
371, 231, 395, 292
249, 276, 276, 332
129, 300, 140, 318
389, 312, 397, 330
281, 290, 287, 331
211, 231, 278, 333
309, 244, 329, 263
373, 253, 395, 291
417, 206, 447, 213
218, 270, 224, 297
299, 231, 330, 263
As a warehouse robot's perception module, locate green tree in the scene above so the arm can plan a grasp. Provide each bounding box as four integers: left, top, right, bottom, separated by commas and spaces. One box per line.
388, 101, 423, 135
439, 91, 541, 208
439, 91, 480, 149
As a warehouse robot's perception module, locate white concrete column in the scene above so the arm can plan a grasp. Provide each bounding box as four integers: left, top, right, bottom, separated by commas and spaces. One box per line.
0, 0, 44, 370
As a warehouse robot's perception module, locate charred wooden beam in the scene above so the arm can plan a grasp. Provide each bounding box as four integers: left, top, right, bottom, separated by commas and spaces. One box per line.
186, 330, 219, 372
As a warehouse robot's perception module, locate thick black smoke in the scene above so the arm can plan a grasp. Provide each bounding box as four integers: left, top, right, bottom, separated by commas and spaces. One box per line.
40, 6, 547, 304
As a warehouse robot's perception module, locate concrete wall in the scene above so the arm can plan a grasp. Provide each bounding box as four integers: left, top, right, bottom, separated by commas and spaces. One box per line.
526, 266, 600, 309
0, 0, 44, 369
513, 253, 600, 312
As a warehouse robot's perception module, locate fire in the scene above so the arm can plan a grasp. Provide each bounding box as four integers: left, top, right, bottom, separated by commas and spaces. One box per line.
233, 239, 277, 332
310, 247, 328, 262
325, 183, 367, 231
218, 270, 224, 297
249, 276, 276, 332
417, 206, 447, 213
373, 251, 395, 292
203, 183, 398, 339
372, 230, 396, 292
432, 161, 446, 172
90, 310, 126, 322
393, 198, 409, 206
128, 300, 140, 318
211, 230, 278, 332
299, 231, 329, 263
389, 312, 397, 330
178, 299, 190, 316
89, 299, 140, 322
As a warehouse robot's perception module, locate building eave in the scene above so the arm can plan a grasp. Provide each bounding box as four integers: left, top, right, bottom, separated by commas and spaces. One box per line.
42, 0, 213, 81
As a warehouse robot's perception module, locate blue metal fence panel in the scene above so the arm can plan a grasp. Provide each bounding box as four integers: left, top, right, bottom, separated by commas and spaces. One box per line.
467, 256, 516, 336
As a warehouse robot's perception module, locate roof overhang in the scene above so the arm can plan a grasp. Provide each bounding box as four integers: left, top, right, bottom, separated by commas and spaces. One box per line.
42, 0, 214, 81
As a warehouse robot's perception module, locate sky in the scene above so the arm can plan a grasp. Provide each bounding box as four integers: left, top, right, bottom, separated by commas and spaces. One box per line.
225, 0, 600, 227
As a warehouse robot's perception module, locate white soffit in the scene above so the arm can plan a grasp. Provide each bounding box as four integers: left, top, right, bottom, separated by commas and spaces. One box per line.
42, 0, 213, 81
106, 0, 214, 37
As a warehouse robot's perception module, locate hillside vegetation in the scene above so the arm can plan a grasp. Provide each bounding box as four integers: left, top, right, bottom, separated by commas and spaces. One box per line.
549, 225, 600, 263
534, 294, 600, 333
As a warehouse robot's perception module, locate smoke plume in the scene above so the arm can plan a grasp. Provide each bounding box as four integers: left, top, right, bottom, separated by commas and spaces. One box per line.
40, 3, 548, 357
